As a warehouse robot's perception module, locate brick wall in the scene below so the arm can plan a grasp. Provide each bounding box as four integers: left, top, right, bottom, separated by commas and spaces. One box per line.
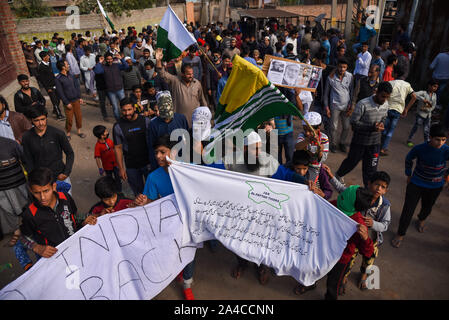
16, 5, 186, 43
0, 1, 29, 81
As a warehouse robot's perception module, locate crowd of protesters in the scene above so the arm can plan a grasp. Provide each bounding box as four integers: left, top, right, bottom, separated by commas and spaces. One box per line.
0, 14, 449, 300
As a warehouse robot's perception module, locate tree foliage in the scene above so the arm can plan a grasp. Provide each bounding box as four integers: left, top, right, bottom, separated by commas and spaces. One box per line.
12, 0, 54, 18
77, 0, 156, 17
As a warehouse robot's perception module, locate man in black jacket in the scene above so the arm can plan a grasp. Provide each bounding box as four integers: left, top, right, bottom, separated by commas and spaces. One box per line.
13, 74, 46, 119
37, 51, 64, 120
20, 167, 96, 259
22, 106, 75, 193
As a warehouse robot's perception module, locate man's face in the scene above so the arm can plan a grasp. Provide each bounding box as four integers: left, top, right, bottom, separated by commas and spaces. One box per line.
144, 51, 150, 58
222, 58, 231, 68
182, 67, 194, 83
64, 60, 70, 71
36, 43, 42, 48
362, 44, 368, 52
43, 54, 50, 62
99, 56, 105, 64
137, 41, 142, 47
126, 59, 133, 67
430, 84, 439, 93
19, 79, 30, 89
102, 194, 117, 209
429, 136, 447, 149
264, 38, 270, 46
337, 63, 348, 75
293, 164, 309, 177
338, 48, 345, 56
382, 41, 390, 50
375, 91, 391, 105
148, 87, 156, 96
368, 66, 379, 79
121, 104, 135, 120
30, 183, 56, 207
31, 115, 47, 132
106, 55, 114, 65
367, 180, 388, 199
133, 88, 142, 99
231, 39, 237, 47
155, 145, 171, 167
285, 66, 299, 79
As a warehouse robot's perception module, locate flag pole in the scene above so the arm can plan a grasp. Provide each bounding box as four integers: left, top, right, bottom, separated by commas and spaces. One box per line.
196, 44, 221, 76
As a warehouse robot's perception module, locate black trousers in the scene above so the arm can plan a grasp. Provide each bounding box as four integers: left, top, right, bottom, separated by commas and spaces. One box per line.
336, 143, 380, 186
325, 261, 349, 300
97, 89, 109, 118
47, 89, 60, 108
397, 182, 443, 236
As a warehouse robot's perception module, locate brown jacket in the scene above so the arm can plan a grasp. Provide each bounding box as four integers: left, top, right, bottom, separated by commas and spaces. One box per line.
3, 111, 32, 143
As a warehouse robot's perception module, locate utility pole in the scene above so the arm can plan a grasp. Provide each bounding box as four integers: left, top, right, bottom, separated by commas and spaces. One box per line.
331, 0, 337, 28
344, 0, 354, 40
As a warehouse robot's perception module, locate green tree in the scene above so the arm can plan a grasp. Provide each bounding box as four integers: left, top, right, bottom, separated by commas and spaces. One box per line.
12, 0, 54, 18
77, 0, 156, 17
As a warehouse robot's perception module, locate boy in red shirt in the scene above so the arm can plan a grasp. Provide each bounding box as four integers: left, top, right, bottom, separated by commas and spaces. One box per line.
93, 125, 121, 192
87, 176, 133, 218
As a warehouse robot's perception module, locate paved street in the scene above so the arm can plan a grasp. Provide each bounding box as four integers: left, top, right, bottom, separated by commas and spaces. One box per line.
1, 97, 448, 300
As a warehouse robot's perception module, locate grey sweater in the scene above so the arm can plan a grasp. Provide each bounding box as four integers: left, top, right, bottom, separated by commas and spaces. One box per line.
122, 66, 141, 90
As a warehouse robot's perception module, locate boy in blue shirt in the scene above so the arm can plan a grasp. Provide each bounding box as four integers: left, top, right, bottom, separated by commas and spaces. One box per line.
133, 135, 196, 300
392, 124, 449, 248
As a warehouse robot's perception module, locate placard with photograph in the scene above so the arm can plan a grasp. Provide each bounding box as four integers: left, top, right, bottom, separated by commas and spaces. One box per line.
262, 55, 323, 92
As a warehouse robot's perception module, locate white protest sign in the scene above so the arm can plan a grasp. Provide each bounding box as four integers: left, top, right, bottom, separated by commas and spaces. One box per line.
169, 161, 358, 286
0, 195, 197, 300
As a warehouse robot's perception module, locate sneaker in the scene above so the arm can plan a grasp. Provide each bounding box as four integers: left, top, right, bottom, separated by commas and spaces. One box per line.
407, 141, 414, 148
183, 288, 195, 300
339, 144, 347, 153
330, 144, 337, 153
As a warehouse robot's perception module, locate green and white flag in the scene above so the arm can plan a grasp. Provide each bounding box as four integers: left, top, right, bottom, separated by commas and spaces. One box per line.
97, 0, 114, 30
157, 5, 197, 61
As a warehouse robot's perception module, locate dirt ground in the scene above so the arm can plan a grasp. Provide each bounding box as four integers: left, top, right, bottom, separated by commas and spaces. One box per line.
1, 94, 448, 300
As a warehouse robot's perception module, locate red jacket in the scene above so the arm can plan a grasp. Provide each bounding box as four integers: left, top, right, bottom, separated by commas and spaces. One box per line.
89, 195, 133, 217
331, 200, 374, 264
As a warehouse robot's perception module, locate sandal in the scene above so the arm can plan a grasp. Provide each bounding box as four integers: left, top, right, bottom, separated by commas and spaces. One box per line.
391, 236, 403, 248
258, 266, 269, 285
78, 133, 86, 139
294, 283, 317, 295
7, 229, 21, 247
416, 220, 426, 233
359, 276, 368, 291
231, 264, 246, 279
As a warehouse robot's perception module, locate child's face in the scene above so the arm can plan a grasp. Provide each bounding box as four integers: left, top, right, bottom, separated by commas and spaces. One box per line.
303, 125, 320, 138
148, 88, 156, 96
293, 164, 309, 177
368, 180, 388, 199
101, 130, 109, 140
102, 194, 117, 208
133, 88, 142, 98
429, 136, 447, 149
155, 145, 172, 167
430, 84, 439, 93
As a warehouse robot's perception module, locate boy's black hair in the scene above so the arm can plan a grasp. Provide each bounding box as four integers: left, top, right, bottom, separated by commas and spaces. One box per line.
386, 54, 397, 65
377, 81, 393, 94
143, 81, 154, 91
93, 125, 106, 139
428, 79, 439, 87
0, 95, 9, 111
95, 176, 118, 199
144, 60, 155, 67
393, 65, 404, 78
39, 51, 49, 59
28, 105, 48, 119
369, 171, 391, 186
292, 150, 311, 167
153, 134, 177, 150
429, 124, 447, 138
337, 57, 349, 66
132, 84, 142, 92
222, 53, 231, 61
28, 167, 55, 187
354, 187, 374, 212
17, 74, 29, 81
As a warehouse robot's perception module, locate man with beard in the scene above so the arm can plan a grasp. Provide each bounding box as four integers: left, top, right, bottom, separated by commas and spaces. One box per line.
113, 97, 151, 196
138, 49, 153, 77
224, 38, 240, 60
156, 48, 207, 127
0, 95, 32, 143
182, 46, 203, 81
103, 52, 128, 120
14, 74, 46, 119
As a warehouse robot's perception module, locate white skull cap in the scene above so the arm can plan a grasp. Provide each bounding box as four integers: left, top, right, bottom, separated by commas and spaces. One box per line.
302, 111, 322, 126
244, 131, 262, 146
192, 106, 212, 122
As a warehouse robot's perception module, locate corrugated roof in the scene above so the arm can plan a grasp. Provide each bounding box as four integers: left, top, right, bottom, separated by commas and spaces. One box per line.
237, 9, 300, 19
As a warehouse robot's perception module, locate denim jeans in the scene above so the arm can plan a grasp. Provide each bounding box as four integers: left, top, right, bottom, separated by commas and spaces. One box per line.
126, 165, 150, 196
278, 131, 294, 164
408, 114, 431, 143
107, 89, 125, 120
381, 109, 401, 150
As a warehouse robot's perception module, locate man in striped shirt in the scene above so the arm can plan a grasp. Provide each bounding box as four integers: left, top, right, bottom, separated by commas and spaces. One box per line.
335, 81, 392, 186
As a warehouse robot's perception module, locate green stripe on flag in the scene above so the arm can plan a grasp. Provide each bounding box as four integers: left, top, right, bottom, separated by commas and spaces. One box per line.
156, 27, 183, 62
105, 16, 114, 30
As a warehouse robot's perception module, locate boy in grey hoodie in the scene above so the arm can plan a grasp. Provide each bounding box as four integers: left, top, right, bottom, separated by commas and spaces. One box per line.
323, 165, 391, 292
